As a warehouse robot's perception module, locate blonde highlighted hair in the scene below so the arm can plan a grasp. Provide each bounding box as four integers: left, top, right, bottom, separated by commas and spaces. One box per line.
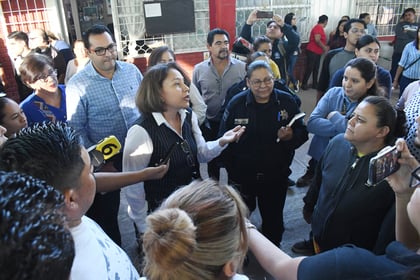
142, 179, 249, 280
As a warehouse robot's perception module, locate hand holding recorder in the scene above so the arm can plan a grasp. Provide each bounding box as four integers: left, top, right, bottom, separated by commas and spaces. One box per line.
87, 135, 121, 169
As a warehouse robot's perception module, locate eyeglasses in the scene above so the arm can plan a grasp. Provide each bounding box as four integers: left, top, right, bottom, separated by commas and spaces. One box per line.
92, 43, 117, 56
349, 28, 366, 34
37, 69, 57, 83
410, 166, 420, 188
179, 140, 196, 168
250, 77, 274, 87
179, 140, 199, 178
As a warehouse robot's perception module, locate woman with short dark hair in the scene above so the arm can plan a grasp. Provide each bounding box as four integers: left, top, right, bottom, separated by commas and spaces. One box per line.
123, 62, 244, 234
19, 53, 66, 126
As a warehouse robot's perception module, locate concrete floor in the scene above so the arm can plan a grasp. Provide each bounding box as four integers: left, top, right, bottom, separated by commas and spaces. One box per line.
117, 87, 399, 279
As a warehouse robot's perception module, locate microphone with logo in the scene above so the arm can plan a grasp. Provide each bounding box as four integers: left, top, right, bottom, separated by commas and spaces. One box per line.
87, 135, 121, 171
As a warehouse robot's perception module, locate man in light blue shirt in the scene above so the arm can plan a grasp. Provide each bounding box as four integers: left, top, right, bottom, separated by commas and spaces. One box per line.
66, 24, 142, 246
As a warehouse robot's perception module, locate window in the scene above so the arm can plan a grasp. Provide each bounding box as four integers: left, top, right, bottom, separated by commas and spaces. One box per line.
111, 0, 209, 58
1, 0, 52, 33
355, 0, 420, 36
235, 0, 312, 41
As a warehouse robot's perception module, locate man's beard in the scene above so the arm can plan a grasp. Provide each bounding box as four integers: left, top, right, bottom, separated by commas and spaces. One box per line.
217, 49, 229, 59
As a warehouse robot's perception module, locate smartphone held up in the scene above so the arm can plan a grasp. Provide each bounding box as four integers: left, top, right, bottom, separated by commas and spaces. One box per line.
256, 10, 274, 18
368, 145, 400, 185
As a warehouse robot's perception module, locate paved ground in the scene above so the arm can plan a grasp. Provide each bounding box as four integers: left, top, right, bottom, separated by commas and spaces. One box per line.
117, 87, 399, 279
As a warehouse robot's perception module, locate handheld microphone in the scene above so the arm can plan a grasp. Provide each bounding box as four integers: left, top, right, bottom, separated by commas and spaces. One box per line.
96, 135, 121, 160
87, 135, 121, 168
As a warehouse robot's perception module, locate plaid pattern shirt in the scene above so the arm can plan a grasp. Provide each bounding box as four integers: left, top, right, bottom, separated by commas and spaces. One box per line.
66, 61, 142, 148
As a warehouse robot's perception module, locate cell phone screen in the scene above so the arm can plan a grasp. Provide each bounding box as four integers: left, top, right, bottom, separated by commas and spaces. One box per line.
368, 146, 400, 185
256, 11, 274, 18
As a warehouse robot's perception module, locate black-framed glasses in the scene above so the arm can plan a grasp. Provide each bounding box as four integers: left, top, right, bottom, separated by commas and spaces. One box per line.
179, 140, 196, 168
410, 166, 420, 188
92, 43, 117, 56
37, 68, 57, 83
249, 76, 274, 88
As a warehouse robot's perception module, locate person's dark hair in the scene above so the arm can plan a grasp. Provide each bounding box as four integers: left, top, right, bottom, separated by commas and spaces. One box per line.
266, 20, 280, 29
148, 46, 175, 68
341, 15, 350, 21
83, 24, 115, 49
284, 13, 297, 30
0, 171, 74, 280
402, 8, 416, 17
343, 18, 367, 33
0, 122, 84, 192
344, 57, 379, 97
19, 53, 54, 85
0, 97, 13, 125
246, 60, 273, 79
359, 13, 370, 20
356, 34, 380, 50
247, 51, 268, 65
253, 35, 271, 52
333, 19, 348, 39
7, 31, 29, 46
362, 96, 406, 145
318, 15, 328, 24
207, 28, 230, 46
137, 62, 187, 114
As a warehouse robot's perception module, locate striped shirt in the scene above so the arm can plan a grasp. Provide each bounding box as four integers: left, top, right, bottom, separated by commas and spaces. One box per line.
399, 42, 420, 80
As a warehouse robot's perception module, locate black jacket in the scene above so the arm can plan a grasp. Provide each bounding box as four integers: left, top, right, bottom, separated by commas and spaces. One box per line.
219, 88, 307, 183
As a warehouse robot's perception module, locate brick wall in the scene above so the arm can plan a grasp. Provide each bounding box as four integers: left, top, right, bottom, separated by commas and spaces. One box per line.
1, 0, 51, 101
0, 30, 18, 101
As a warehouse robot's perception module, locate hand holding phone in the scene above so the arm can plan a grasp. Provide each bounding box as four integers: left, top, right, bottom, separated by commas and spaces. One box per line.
87, 135, 122, 168
159, 142, 178, 165
96, 135, 121, 160
368, 145, 401, 185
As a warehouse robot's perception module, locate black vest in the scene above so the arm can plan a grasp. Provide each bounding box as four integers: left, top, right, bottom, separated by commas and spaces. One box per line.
136, 109, 199, 210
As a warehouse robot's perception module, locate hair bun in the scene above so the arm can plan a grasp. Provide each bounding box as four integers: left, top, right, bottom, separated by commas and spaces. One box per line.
143, 208, 197, 271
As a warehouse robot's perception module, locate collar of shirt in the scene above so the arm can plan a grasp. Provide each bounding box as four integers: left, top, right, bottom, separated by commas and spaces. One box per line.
207, 56, 241, 67
245, 88, 276, 106
152, 109, 189, 127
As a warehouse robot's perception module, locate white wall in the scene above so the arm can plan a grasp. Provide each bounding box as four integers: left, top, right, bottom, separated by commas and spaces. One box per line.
47, 0, 70, 42
308, 0, 355, 36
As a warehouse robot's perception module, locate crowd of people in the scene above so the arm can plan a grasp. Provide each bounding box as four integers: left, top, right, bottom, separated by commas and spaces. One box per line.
0, 7, 420, 280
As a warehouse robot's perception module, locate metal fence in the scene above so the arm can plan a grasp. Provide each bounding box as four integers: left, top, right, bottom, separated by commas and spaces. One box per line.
111, 0, 420, 59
